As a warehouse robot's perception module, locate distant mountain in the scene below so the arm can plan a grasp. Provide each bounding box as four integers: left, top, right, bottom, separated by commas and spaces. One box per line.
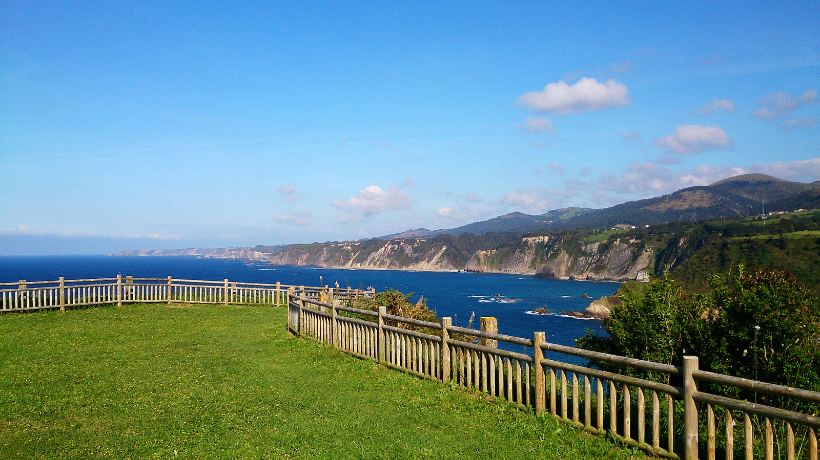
545, 174, 819, 230
378, 175, 818, 240
376, 208, 596, 240
540, 207, 595, 223
376, 228, 435, 240
437, 211, 548, 236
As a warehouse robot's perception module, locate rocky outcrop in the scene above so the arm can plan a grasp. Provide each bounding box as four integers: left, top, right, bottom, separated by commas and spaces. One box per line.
584, 295, 623, 319
465, 236, 653, 281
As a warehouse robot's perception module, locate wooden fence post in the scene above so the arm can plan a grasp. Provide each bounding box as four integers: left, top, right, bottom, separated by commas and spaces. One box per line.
59, 277, 65, 312
126, 276, 133, 302
441, 317, 452, 383
167, 276, 172, 305
331, 299, 339, 349
480, 317, 498, 348
534, 331, 546, 415
378, 306, 386, 363
297, 295, 305, 336
116, 274, 122, 307
683, 355, 700, 460
17, 280, 26, 310
275, 281, 281, 305
223, 279, 229, 305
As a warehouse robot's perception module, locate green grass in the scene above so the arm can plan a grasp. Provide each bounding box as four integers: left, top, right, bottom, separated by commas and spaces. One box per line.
730, 230, 820, 240
583, 228, 628, 243
0, 304, 642, 459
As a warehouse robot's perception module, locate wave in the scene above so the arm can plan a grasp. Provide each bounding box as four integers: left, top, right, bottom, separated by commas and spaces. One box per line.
560, 295, 571, 298
524, 310, 597, 321
258, 268, 276, 271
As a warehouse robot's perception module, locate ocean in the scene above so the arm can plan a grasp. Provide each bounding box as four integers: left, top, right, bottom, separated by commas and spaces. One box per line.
0, 255, 619, 357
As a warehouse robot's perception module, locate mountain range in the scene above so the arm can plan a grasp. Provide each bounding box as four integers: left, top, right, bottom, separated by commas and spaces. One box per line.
372, 174, 818, 240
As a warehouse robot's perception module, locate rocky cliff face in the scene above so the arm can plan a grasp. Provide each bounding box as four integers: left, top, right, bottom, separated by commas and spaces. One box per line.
121, 235, 656, 281
464, 236, 652, 280
261, 235, 653, 281
265, 240, 460, 271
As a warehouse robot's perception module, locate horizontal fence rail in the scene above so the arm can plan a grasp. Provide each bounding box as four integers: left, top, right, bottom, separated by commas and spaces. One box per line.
289, 295, 819, 460
0, 275, 374, 313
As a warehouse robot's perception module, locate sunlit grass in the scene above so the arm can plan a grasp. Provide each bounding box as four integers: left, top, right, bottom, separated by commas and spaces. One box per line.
0, 304, 641, 459
730, 230, 820, 240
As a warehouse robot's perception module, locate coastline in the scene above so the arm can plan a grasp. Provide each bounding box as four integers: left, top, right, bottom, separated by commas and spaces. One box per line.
116, 252, 628, 283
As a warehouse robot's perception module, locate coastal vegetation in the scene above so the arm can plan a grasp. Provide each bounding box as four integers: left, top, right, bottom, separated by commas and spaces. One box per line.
577, 267, 819, 405
0, 304, 640, 459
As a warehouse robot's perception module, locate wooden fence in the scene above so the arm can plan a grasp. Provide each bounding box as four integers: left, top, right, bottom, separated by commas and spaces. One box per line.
0, 275, 374, 312
288, 295, 819, 460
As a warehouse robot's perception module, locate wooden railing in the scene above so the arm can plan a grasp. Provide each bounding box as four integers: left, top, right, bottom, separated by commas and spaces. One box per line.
0, 275, 374, 312
288, 295, 819, 460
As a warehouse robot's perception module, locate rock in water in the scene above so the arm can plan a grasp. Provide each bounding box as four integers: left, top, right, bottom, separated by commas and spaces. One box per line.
584, 301, 611, 319
584, 294, 623, 319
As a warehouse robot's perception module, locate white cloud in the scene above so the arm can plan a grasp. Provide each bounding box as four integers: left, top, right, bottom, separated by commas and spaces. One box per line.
609, 60, 633, 74
517, 77, 629, 114
655, 124, 732, 154
597, 162, 677, 195
596, 158, 819, 198
547, 162, 565, 175
334, 185, 412, 220
437, 207, 456, 218
277, 184, 299, 202
274, 211, 313, 226
782, 117, 816, 129
699, 98, 735, 115
500, 189, 551, 213
753, 89, 816, 119
620, 131, 641, 142
522, 117, 554, 133
499, 186, 580, 213
752, 158, 820, 182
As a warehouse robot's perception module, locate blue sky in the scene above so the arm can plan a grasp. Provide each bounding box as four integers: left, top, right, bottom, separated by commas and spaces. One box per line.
1, 1, 818, 254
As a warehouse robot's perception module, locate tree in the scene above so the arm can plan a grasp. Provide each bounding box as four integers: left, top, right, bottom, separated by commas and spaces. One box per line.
578, 267, 820, 399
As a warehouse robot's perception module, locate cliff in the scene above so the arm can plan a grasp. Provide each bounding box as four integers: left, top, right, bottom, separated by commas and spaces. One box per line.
260, 233, 654, 281
463, 235, 652, 280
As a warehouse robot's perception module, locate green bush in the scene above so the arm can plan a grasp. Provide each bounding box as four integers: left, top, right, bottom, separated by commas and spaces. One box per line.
578, 267, 820, 402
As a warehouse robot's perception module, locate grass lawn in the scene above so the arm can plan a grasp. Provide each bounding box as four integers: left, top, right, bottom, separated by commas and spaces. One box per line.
583, 228, 628, 243
0, 304, 642, 459
730, 229, 820, 240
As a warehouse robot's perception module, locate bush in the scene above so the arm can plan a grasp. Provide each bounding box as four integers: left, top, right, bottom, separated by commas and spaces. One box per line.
578, 267, 820, 400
